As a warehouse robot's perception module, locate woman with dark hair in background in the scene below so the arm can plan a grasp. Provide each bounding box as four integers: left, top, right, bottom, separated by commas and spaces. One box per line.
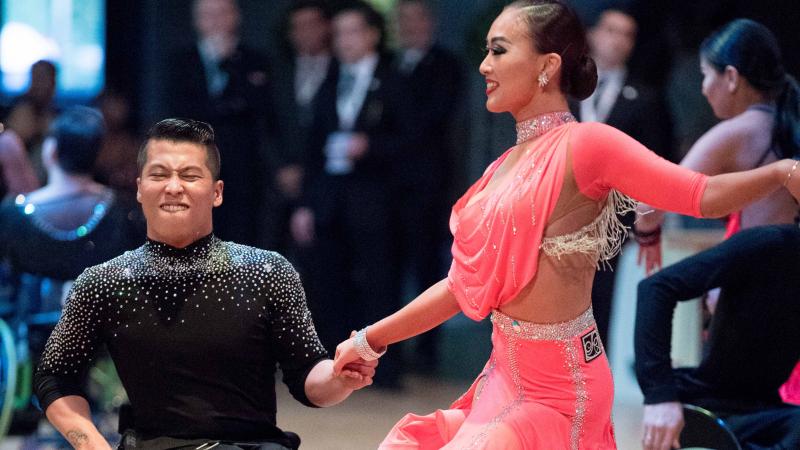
637, 18, 800, 270
635, 18, 800, 420
333, 2, 800, 448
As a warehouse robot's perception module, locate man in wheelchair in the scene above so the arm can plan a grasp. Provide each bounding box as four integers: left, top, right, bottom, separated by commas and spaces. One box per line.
33, 118, 377, 450
634, 224, 800, 450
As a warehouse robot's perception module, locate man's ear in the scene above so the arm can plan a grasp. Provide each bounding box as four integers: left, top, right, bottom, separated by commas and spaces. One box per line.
213, 180, 224, 207
136, 178, 142, 203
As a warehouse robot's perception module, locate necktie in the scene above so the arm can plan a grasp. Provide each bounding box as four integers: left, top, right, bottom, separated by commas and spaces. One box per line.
338, 69, 356, 100
593, 76, 607, 109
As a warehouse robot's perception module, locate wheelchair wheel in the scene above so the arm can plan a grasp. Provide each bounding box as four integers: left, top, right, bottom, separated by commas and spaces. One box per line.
0, 317, 18, 440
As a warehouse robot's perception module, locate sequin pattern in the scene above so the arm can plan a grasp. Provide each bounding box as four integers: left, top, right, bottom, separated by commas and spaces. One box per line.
491, 308, 595, 449
491, 307, 595, 341
35, 234, 328, 438
515, 111, 577, 145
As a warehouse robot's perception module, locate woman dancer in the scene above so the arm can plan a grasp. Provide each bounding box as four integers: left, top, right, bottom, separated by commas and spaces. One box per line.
636, 18, 800, 273
333, 2, 800, 448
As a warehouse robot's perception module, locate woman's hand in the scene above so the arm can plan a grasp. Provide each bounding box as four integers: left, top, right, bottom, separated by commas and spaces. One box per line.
637, 241, 662, 276
333, 333, 361, 376
784, 159, 800, 201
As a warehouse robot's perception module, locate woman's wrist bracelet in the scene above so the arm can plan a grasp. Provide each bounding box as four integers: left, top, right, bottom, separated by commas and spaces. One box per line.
633, 226, 661, 238
354, 326, 386, 361
634, 226, 661, 247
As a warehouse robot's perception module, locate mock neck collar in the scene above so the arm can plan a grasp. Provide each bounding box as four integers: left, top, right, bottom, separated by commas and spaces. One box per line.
145, 233, 216, 259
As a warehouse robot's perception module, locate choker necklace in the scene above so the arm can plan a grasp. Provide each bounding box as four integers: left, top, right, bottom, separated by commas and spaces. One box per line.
516, 111, 576, 145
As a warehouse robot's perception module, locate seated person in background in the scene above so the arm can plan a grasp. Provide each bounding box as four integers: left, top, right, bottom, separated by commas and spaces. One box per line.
0, 106, 142, 436
34, 118, 376, 450
635, 224, 800, 450
0, 126, 40, 198
0, 106, 143, 284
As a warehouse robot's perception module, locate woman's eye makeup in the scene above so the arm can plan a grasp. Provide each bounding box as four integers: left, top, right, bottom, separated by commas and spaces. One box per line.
484, 46, 507, 55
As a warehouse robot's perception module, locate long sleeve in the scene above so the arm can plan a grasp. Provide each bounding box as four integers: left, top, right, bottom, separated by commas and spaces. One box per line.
266, 255, 328, 407
634, 227, 771, 404
570, 122, 707, 217
34, 269, 104, 411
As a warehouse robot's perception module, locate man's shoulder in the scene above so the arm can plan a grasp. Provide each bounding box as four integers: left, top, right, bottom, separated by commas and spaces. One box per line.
76, 245, 146, 282
220, 241, 293, 272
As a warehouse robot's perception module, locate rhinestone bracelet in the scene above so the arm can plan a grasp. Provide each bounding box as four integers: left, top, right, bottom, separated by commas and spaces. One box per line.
354, 327, 386, 361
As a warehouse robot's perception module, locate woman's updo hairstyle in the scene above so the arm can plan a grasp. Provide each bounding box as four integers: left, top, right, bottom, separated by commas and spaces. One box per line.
701, 18, 800, 158
508, 0, 597, 100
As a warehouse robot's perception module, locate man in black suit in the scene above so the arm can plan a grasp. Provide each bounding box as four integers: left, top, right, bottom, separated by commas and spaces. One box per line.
291, 1, 406, 388
269, 1, 335, 253
165, 0, 273, 246
391, 0, 464, 370
572, 8, 674, 351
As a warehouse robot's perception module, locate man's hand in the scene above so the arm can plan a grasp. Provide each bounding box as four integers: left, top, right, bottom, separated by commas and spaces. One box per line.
290, 207, 315, 246
642, 402, 684, 450
637, 241, 662, 276
347, 133, 369, 161
275, 164, 303, 199
337, 359, 378, 390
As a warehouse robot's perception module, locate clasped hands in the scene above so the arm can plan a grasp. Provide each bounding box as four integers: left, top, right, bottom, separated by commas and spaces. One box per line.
333, 331, 378, 389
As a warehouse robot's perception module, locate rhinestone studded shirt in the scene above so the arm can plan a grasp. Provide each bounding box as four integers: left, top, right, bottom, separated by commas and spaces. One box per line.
34, 234, 328, 441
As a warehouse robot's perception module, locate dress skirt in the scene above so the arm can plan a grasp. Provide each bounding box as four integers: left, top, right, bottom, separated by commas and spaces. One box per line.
380, 307, 617, 449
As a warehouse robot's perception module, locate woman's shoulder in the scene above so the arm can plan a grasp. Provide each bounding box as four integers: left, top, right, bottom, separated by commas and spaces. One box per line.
709, 109, 772, 143
692, 110, 773, 163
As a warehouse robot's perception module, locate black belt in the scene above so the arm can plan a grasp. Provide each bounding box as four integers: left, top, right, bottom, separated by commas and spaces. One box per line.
118, 431, 292, 450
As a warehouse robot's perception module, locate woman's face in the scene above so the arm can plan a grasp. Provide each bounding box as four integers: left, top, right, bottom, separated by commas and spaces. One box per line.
700, 57, 734, 119
479, 7, 543, 115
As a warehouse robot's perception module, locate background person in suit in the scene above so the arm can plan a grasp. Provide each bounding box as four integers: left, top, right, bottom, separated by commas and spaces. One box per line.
573, 7, 674, 351
390, 0, 465, 371
165, 0, 273, 246
269, 0, 335, 255
291, 1, 407, 388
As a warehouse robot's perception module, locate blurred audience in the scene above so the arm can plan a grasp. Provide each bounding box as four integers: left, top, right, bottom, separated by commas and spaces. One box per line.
0, 106, 143, 282
3, 60, 59, 183
269, 0, 335, 253
93, 87, 140, 197
635, 225, 800, 450
291, 1, 406, 388
390, 0, 464, 370
0, 128, 40, 198
165, 0, 273, 246
0, 107, 143, 432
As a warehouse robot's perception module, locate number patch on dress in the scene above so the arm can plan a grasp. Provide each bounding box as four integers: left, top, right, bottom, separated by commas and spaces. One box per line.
581, 328, 603, 363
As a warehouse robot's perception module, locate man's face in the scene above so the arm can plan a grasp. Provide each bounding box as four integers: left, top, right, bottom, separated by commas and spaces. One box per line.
289, 7, 330, 56
29, 64, 56, 104
333, 11, 380, 64
588, 11, 637, 70
137, 139, 223, 247
396, 1, 434, 50
193, 0, 240, 39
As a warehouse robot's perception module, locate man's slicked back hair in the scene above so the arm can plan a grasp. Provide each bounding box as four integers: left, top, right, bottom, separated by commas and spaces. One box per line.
138, 118, 221, 180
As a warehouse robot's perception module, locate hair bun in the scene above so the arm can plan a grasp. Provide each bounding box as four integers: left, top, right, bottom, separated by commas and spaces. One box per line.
568, 54, 597, 101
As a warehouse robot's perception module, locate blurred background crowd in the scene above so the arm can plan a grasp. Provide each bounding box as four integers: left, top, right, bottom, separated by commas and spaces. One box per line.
0, 0, 798, 448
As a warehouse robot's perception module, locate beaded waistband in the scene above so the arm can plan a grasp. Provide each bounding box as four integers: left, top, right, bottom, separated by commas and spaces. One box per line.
490, 307, 595, 341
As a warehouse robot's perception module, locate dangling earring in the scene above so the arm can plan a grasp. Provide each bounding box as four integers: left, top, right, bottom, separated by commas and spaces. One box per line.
537, 71, 549, 88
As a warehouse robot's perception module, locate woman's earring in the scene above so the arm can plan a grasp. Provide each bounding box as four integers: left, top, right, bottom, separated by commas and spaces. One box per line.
538, 71, 549, 88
